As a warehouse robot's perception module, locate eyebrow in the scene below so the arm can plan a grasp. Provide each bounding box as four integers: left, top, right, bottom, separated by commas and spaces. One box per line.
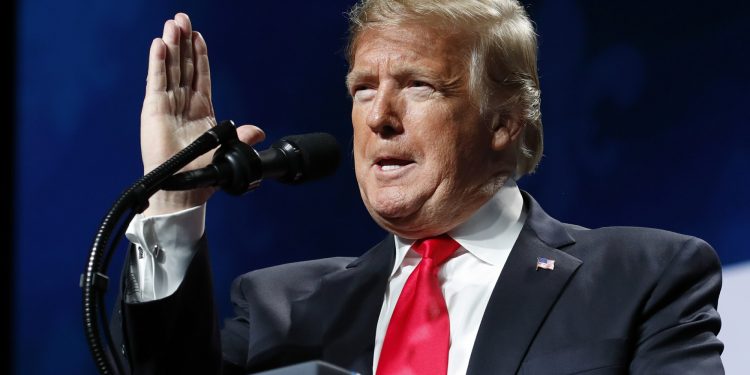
346, 64, 464, 98
345, 70, 372, 91
346, 63, 442, 90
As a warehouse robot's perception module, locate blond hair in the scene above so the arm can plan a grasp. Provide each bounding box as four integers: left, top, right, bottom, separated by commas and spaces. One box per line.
346, 0, 543, 176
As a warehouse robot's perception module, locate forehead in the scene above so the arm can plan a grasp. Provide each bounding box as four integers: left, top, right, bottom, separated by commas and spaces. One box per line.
349, 24, 469, 79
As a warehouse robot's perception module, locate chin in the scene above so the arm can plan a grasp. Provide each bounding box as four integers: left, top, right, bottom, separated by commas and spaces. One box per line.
363, 187, 412, 218
369, 205, 455, 240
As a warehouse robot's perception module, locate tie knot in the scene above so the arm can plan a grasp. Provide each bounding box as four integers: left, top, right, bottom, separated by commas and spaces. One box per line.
412, 234, 460, 266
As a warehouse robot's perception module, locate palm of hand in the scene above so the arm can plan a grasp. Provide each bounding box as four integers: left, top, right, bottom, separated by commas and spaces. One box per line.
140, 14, 218, 213
141, 87, 216, 175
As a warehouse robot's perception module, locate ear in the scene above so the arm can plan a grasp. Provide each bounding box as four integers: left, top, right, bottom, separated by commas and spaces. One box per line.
491, 112, 524, 151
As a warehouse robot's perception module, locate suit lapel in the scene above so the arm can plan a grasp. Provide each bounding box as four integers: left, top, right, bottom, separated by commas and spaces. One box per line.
467, 193, 582, 375
287, 235, 395, 374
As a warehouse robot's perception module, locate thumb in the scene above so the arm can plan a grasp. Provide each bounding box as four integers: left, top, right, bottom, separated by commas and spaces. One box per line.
235, 124, 266, 146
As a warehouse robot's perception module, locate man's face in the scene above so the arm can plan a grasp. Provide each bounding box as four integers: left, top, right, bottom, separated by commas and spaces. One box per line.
349, 24, 512, 239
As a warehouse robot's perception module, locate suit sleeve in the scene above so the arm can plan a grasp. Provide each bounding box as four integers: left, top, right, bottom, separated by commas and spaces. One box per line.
630, 236, 724, 374
114, 236, 224, 375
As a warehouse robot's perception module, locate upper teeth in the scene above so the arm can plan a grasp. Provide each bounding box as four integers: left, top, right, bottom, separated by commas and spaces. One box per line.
382, 165, 402, 171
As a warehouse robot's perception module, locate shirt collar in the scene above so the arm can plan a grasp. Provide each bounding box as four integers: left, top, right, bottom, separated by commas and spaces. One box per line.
391, 179, 527, 276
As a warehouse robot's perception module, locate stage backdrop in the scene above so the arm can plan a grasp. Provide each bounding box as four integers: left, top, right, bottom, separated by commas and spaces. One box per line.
16, 0, 749, 373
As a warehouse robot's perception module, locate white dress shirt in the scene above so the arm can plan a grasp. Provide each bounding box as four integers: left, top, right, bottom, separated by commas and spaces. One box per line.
126, 181, 526, 375
124, 204, 205, 302
373, 180, 526, 374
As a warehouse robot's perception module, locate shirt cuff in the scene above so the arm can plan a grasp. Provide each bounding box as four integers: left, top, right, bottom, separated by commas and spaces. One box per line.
124, 204, 206, 302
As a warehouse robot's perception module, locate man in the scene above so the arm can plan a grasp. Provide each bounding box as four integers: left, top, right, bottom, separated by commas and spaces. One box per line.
115, 1, 724, 374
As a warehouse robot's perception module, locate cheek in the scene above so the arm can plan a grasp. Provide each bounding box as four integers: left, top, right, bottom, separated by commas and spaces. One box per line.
351, 110, 368, 157
425, 110, 488, 182
351, 102, 366, 126
415, 111, 465, 162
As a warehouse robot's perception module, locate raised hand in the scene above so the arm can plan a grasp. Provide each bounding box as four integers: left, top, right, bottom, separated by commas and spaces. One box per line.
140, 13, 264, 215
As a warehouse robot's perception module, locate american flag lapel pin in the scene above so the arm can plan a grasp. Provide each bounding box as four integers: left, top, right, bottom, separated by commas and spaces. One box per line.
536, 257, 555, 271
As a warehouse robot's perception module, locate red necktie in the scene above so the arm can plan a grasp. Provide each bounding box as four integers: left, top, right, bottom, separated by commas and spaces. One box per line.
377, 235, 461, 375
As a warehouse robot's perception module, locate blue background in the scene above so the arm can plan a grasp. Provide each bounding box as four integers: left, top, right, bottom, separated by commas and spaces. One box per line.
15, 0, 749, 373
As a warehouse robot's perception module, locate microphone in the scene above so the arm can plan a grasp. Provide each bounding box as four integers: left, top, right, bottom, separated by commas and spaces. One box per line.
161, 131, 341, 195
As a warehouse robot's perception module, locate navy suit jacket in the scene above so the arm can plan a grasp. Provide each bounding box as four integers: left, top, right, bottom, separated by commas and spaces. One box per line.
114, 192, 724, 374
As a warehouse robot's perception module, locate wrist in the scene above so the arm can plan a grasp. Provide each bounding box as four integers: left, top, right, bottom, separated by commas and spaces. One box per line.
143, 189, 213, 216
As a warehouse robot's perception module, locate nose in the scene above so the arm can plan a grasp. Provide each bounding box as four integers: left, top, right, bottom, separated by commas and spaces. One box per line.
366, 84, 403, 138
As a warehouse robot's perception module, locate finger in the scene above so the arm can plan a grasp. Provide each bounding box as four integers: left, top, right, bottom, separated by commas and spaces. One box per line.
192, 31, 211, 98
146, 38, 167, 93
162, 20, 181, 90
236, 125, 266, 145
174, 13, 194, 88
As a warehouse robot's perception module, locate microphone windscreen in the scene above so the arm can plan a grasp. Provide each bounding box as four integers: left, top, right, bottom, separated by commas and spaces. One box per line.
275, 133, 341, 183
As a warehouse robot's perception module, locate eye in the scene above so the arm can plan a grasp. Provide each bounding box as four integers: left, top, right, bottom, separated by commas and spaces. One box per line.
406, 80, 436, 99
351, 84, 368, 94
410, 80, 432, 89
352, 85, 376, 101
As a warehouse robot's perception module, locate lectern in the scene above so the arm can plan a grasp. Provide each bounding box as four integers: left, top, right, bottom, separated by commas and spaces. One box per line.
251, 361, 358, 375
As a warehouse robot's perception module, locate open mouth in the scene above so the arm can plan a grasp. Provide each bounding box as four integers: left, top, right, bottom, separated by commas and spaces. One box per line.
376, 158, 414, 171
